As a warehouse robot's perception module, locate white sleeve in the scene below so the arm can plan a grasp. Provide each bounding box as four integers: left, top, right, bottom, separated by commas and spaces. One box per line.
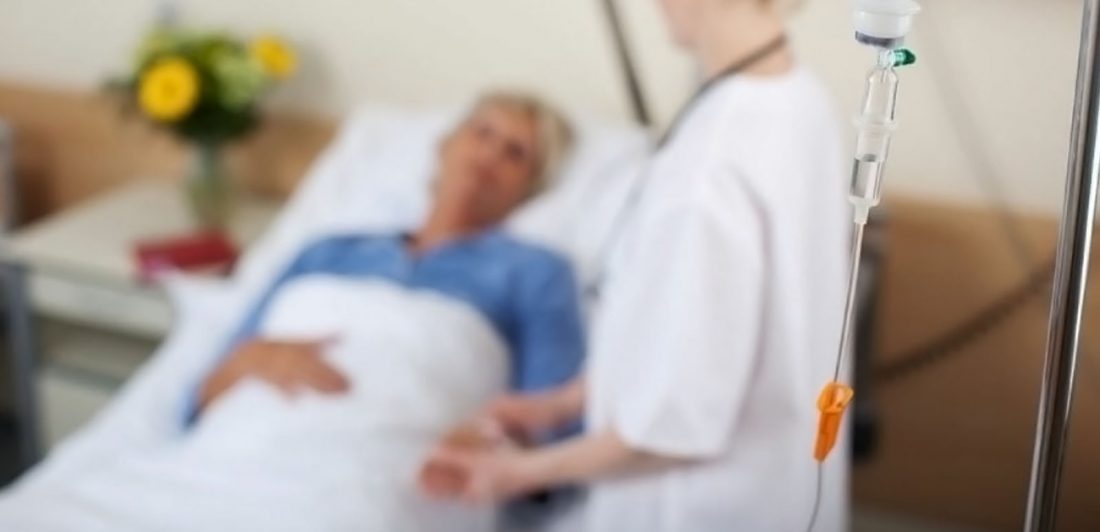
606, 167, 766, 459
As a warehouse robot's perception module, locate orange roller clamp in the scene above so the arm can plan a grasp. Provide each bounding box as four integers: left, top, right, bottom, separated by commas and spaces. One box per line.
814, 382, 854, 462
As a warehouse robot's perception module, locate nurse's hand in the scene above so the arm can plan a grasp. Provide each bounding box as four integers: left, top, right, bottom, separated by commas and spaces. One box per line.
486, 394, 566, 444
486, 378, 585, 444
198, 337, 349, 411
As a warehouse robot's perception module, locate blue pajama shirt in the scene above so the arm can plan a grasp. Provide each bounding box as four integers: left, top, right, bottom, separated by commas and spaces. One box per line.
183, 229, 586, 435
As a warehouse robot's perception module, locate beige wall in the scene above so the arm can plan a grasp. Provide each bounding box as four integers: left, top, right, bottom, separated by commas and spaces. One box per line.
0, 0, 1085, 215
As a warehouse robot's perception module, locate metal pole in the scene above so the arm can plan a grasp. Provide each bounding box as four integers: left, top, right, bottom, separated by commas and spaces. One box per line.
599, 0, 652, 127
0, 121, 14, 231
2, 263, 39, 468
1024, 0, 1100, 529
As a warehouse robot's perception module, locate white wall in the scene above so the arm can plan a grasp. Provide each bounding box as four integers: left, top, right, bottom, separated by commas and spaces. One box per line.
0, 0, 1084, 214
0, 0, 638, 119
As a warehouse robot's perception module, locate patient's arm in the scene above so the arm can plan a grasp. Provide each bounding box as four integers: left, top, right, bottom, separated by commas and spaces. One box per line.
197, 337, 350, 413
510, 256, 586, 404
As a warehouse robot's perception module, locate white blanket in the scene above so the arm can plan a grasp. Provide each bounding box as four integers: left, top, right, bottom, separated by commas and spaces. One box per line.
0, 277, 508, 532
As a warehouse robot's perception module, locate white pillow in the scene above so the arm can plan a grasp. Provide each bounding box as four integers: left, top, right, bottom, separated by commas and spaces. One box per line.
233, 102, 651, 298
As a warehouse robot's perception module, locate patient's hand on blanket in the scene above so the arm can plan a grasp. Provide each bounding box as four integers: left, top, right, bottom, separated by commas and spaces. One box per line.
197, 337, 349, 413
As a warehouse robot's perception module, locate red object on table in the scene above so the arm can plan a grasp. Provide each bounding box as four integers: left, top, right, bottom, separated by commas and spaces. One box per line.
133, 230, 240, 281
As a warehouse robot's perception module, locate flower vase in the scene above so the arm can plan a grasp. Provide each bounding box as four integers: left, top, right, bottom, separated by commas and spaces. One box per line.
185, 142, 236, 229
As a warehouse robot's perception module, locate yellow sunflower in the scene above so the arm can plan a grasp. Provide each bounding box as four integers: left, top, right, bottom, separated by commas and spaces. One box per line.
138, 57, 200, 122
250, 35, 297, 79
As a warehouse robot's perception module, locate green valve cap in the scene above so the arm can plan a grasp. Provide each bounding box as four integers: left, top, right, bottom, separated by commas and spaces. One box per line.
892, 49, 917, 67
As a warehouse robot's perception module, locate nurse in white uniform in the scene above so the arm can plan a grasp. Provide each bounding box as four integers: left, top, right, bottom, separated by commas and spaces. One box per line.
421, 0, 849, 530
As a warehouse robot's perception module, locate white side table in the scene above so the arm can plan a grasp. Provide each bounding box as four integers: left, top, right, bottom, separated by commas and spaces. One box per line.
1, 180, 281, 464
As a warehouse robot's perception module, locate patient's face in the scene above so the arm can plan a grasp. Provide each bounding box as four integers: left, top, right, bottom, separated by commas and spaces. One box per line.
436, 104, 540, 227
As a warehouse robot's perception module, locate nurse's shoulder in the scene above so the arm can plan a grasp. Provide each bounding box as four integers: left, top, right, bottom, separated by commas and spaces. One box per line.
715, 66, 844, 199
722, 67, 838, 152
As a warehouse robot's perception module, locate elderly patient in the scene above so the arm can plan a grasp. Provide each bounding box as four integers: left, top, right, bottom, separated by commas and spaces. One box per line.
189, 92, 584, 424
0, 93, 583, 532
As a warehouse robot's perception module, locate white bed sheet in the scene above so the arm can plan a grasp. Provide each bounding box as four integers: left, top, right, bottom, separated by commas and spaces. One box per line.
1, 277, 509, 532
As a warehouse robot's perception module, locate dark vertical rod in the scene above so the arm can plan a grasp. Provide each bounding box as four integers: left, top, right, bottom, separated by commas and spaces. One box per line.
2, 263, 39, 468
0, 121, 14, 231
0, 120, 36, 467
600, 0, 653, 127
1024, 0, 1100, 529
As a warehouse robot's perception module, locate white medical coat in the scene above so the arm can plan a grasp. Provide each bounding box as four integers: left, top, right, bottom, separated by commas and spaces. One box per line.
584, 66, 850, 532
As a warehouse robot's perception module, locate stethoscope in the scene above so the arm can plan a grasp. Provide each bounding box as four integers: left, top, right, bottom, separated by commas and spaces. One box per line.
583, 34, 789, 302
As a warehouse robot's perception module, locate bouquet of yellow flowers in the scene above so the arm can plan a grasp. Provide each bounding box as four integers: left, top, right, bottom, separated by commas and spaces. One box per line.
112, 28, 297, 227
116, 28, 296, 142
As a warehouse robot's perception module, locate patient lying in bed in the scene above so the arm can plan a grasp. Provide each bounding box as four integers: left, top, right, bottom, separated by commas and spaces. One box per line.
0, 92, 584, 532
190, 91, 583, 427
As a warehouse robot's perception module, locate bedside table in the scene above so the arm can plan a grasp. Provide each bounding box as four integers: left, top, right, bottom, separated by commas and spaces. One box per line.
1, 180, 281, 466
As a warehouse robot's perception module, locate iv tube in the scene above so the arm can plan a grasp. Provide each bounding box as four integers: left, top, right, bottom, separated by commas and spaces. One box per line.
814, 47, 917, 467
810, 4, 920, 528
832, 48, 911, 368
833, 48, 914, 378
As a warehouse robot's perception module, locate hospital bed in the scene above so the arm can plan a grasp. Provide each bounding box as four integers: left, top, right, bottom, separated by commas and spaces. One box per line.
0, 101, 649, 531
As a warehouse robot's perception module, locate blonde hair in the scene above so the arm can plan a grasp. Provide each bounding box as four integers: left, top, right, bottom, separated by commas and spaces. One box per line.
468, 91, 576, 196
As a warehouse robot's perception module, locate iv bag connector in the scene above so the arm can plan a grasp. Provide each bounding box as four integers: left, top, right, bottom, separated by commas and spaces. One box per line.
891, 48, 917, 67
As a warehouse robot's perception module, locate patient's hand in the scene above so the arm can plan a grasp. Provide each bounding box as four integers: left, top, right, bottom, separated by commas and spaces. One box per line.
198, 338, 349, 412
418, 420, 533, 503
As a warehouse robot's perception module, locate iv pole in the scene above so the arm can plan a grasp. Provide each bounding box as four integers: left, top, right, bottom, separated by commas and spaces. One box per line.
599, 0, 652, 127
1025, 0, 1100, 529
